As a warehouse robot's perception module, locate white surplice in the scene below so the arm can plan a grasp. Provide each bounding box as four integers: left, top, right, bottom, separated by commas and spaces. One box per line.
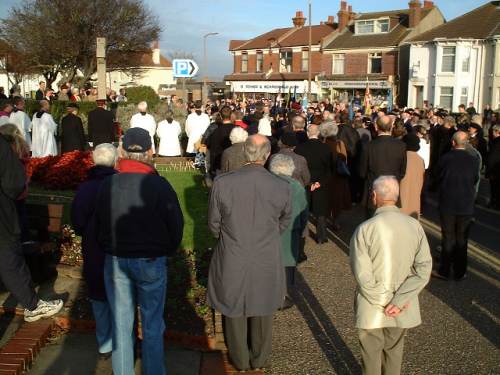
156, 119, 181, 156
31, 112, 58, 157
185, 112, 210, 154
130, 112, 157, 153
10, 110, 32, 149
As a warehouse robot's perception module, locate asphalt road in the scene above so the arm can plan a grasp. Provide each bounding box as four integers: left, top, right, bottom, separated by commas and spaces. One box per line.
269, 191, 500, 374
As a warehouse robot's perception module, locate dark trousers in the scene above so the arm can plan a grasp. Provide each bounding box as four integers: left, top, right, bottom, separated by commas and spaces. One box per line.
490, 178, 500, 209
285, 266, 295, 296
224, 315, 273, 371
439, 213, 473, 278
0, 240, 38, 310
316, 216, 327, 242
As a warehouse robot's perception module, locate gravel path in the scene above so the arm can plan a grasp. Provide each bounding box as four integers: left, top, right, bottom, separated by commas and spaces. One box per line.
269, 208, 500, 375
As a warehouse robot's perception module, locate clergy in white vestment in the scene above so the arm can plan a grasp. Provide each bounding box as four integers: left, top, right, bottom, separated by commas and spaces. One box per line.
156, 111, 182, 156
31, 100, 58, 157
130, 101, 157, 153
185, 102, 210, 155
9, 97, 32, 149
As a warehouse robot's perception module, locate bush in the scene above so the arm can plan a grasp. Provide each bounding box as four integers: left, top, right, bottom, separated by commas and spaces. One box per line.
125, 86, 160, 108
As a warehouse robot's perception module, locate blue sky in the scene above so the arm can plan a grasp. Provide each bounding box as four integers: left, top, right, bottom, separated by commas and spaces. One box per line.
1, 0, 484, 78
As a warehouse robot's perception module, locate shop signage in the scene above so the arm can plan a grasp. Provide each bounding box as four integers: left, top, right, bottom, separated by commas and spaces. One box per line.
229, 80, 319, 94
320, 80, 390, 89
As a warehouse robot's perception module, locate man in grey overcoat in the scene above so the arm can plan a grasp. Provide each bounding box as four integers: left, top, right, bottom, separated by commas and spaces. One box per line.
349, 175, 432, 375
207, 134, 292, 371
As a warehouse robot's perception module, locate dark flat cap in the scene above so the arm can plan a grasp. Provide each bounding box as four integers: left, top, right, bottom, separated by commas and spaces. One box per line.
122, 128, 152, 153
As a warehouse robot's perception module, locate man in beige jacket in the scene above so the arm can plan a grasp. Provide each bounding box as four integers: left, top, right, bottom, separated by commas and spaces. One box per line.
350, 175, 432, 375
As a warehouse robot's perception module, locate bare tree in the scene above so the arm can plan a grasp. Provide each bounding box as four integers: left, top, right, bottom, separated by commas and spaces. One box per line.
0, 0, 161, 87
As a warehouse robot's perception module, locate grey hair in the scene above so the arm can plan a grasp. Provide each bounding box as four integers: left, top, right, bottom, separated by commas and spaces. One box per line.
137, 101, 148, 112
443, 116, 456, 127
325, 112, 335, 121
373, 175, 399, 202
120, 147, 153, 164
93, 143, 118, 167
492, 124, 500, 133
244, 135, 271, 162
452, 130, 469, 148
229, 126, 248, 144
269, 154, 295, 177
307, 124, 320, 138
319, 121, 339, 138
292, 116, 306, 130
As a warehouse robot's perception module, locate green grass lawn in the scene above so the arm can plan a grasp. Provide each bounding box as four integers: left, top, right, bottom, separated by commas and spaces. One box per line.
28, 170, 213, 251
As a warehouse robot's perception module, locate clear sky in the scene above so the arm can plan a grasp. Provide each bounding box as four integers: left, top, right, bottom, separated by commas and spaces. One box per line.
0, 0, 485, 79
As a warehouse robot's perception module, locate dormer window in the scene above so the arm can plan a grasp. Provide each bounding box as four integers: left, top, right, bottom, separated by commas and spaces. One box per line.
355, 18, 390, 34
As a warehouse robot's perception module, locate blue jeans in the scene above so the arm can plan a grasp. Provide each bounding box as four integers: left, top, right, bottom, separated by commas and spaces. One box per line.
90, 299, 112, 354
104, 255, 167, 375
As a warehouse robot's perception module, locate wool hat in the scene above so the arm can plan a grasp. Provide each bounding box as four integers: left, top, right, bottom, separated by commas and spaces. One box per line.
122, 128, 152, 153
403, 132, 420, 152
281, 131, 298, 147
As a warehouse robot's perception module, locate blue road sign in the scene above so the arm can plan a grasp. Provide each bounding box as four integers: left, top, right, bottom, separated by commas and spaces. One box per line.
172, 59, 199, 78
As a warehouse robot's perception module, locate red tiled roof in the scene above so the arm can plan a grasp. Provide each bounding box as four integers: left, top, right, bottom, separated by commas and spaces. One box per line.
233, 27, 292, 51
279, 24, 336, 47
408, 1, 500, 42
229, 40, 248, 50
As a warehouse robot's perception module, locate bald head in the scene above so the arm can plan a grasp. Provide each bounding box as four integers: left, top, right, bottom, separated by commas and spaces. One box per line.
307, 124, 320, 139
452, 131, 468, 149
39, 100, 50, 111
372, 176, 399, 207
244, 134, 271, 164
376, 115, 393, 134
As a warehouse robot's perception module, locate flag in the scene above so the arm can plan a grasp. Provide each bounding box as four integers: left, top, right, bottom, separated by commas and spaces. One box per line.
364, 77, 372, 116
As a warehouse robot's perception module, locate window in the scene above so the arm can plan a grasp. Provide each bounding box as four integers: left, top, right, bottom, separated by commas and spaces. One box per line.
241, 52, 248, 73
378, 19, 389, 33
369, 53, 382, 74
441, 47, 455, 73
460, 87, 468, 105
440, 87, 454, 109
332, 54, 345, 74
356, 20, 374, 34
256, 51, 263, 72
355, 19, 389, 34
462, 47, 470, 72
279, 50, 292, 73
301, 49, 309, 71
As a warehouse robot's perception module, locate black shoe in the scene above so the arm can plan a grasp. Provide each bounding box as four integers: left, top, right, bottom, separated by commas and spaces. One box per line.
278, 296, 294, 311
431, 270, 449, 281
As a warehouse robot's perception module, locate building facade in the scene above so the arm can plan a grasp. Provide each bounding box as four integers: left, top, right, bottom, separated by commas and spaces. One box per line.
225, 11, 337, 98
320, 0, 444, 106
406, 1, 500, 111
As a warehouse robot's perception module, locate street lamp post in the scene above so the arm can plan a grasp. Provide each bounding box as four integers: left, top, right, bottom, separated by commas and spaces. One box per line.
203, 32, 219, 104
307, 0, 312, 102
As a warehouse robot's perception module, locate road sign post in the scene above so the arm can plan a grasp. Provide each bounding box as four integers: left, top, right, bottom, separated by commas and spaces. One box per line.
172, 59, 199, 78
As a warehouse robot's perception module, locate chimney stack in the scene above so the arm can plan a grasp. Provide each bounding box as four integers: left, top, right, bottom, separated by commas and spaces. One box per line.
152, 40, 160, 65
423, 0, 434, 8
338, 1, 350, 30
326, 15, 335, 25
408, 0, 422, 28
348, 5, 356, 21
292, 11, 306, 27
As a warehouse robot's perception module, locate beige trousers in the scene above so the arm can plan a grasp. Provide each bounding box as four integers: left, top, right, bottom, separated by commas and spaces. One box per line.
358, 327, 407, 375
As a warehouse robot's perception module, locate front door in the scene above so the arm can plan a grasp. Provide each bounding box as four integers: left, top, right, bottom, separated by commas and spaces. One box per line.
415, 86, 424, 108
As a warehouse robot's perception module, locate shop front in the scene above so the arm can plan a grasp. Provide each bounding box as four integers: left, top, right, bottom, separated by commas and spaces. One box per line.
227, 80, 320, 99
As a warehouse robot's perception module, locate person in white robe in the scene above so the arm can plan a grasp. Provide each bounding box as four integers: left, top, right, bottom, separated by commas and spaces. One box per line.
156, 111, 182, 157
31, 100, 58, 157
130, 101, 157, 153
9, 98, 32, 149
185, 102, 210, 155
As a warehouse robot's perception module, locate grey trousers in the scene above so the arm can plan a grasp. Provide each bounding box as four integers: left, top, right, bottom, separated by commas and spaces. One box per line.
224, 315, 273, 371
0, 240, 38, 310
358, 327, 407, 375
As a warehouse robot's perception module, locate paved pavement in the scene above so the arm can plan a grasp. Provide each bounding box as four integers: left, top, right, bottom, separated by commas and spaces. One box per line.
269, 201, 499, 374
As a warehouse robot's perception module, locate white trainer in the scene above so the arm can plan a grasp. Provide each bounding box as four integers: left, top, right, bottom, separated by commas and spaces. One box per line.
24, 299, 63, 322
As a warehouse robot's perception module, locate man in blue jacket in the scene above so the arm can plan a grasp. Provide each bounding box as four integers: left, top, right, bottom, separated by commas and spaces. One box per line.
95, 128, 184, 375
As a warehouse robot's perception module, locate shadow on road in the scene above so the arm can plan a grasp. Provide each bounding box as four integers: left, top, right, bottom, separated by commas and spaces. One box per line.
292, 271, 361, 374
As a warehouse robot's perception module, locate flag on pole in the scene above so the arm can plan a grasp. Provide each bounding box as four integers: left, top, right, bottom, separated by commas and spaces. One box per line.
364, 77, 372, 116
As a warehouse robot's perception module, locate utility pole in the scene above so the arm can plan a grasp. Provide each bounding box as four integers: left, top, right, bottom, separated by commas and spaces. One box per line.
96, 37, 106, 100
307, 0, 312, 102
203, 32, 218, 104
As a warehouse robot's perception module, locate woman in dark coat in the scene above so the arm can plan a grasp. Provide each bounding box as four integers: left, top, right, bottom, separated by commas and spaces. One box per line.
71, 143, 117, 356
61, 103, 86, 153
320, 121, 351, 230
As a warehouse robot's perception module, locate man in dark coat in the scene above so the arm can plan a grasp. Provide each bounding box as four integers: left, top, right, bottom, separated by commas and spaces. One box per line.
206, 105, 235, 174
207, 134, 292, 372
61, 103, 86, 153
295, 124, 332, 243
271, 131, 310, 187
88, 99, 115, 147
433, 131, 480, 281
359, 116, 407, 216
35, 81, 45, 101
71, 143, 117, 358
487, 125, 500, 210
0, 135, 63, 322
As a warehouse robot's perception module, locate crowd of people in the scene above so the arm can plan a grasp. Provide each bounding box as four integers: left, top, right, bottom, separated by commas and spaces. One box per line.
0, 89, 499, 374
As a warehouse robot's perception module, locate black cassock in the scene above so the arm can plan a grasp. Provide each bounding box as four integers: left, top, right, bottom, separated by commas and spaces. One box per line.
88, 107, 115, 147
61, 113, 86, 153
